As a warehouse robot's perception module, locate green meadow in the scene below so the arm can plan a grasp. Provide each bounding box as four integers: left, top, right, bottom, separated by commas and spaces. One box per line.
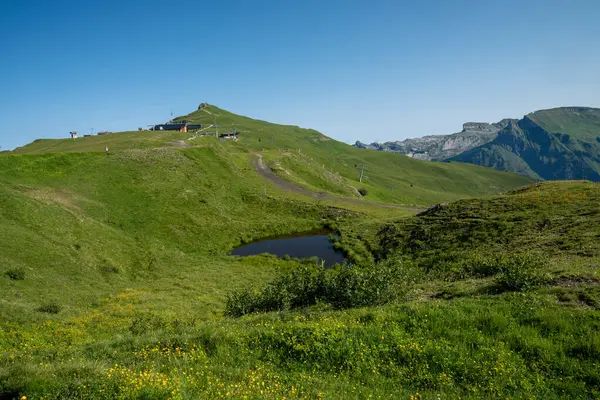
1, 105, 599, 399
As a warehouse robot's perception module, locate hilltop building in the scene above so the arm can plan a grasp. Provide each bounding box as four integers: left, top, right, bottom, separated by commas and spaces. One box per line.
70, 132, 78, 139
151, 123, 203, 132
219, 131, 240, 140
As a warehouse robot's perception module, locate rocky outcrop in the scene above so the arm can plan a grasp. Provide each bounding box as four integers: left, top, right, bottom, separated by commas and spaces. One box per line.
354, 119, 512, 161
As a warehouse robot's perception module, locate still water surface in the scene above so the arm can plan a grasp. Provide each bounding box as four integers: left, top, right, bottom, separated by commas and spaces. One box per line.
231, 228, 346, 267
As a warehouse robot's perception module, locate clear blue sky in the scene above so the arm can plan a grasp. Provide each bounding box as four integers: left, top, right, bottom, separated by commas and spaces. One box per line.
1, 0, 599, 150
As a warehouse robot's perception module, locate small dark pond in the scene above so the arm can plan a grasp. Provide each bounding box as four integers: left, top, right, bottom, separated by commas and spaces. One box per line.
231, 228, 346, 267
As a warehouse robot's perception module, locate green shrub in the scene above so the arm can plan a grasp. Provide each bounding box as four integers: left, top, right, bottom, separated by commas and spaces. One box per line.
37, 301, 61, 314
301, 256, 319, 265
5, 266, 25, 280
358, 188, 368, 196
323, 262, 402, 309
225, 259, 412, 317
129, 313, 168, 335
465, 253, 505, 277
226, 264, 325, 316
497, 253, 549, 291
406, 251, 500, 280
100, 264, 120, 274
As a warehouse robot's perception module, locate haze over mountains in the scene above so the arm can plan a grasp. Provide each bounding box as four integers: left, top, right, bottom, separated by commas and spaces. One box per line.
355, 107, 600, 181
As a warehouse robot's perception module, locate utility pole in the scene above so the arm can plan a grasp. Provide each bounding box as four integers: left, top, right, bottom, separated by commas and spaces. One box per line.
359, 163, 366, 183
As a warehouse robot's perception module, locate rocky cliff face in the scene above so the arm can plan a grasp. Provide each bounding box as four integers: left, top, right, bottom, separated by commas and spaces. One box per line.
354, 119, 513, 161
355, 107, 600, 181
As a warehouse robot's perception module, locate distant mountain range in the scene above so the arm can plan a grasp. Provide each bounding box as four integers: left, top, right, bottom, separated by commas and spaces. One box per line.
355, 107, 600, 181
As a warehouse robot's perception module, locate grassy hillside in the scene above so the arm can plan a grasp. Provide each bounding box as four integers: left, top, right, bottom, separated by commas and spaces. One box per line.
2, 178, 599, 398
527, 106, 600, 142
10, 130, 193, 155
10, 104, 533, 207
183, 104, 534, 204
0, 146, 335, 323
377, 181, 600, 265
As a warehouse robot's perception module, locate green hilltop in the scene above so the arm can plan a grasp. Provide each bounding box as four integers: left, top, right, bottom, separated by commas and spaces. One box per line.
527, 106, 600, 142
3, 104, 599, 398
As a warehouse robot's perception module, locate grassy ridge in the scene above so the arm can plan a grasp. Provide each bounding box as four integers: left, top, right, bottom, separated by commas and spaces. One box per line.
10, 104, 534, 207
182, 104, 535, 204
10, 130, 193, 155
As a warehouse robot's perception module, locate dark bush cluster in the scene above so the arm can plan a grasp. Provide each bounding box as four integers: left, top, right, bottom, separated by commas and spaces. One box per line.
37, 301, 61, 314
5, 266, 25, 281
358, 188, 368, 196
100, 264, 120, 274
225, 260, 411, 317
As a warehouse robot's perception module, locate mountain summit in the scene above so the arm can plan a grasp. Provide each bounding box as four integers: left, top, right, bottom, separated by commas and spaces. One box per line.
356, 107, 600, 181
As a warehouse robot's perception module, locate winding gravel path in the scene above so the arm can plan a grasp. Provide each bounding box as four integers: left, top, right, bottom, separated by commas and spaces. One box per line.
253, 154, 424, 211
